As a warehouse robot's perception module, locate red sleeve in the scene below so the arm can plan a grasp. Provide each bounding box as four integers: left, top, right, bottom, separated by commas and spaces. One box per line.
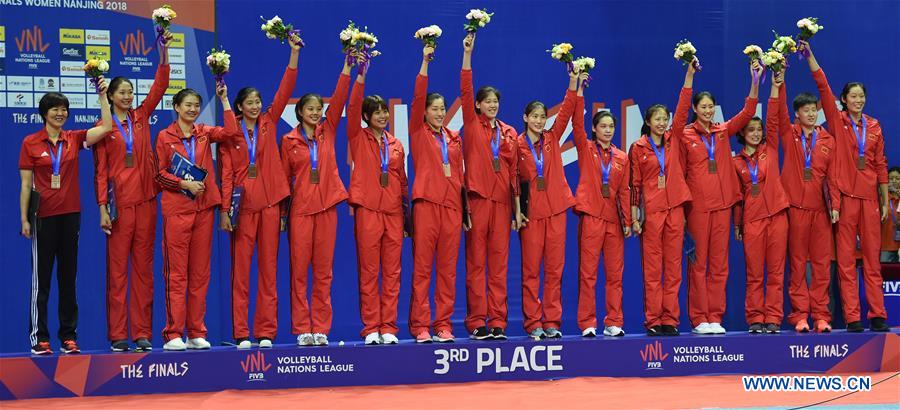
18, 139, 33, 170
66, 129, 88, 148
671, 87, 692, 142
725, 96, 759, 137
548, 89, 576, 142
324, 73, 351, 138
827, 144, 841, 211
93, 139, 109, 205
733, 202, 743, 227
766, 96, 780, 149
572, 95, 588, 151
509, 129, 520, 197
269, 66, 298, 122
874, 123, 888, 184
155, 134, 182, 191
280, 137, 293, 217
628, 144, 643, 209
399, 144, 410, 204
619, 154, 632, 226
347, 79, 364, 143
137, 63, 170, 118
460, 69, 478, 130
208, 110, 240, 144
812, 68, 842, 133
778, 81, 793, 145
219, 142, 234, 210
409, 74, 428, 145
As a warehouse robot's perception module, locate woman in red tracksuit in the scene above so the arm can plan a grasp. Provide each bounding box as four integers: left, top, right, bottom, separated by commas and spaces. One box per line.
572, 73, 632, 338
94, 31, 171, 353
219, 36, 300, 349
347, 54, 410, 345
408, 45, 467, 344
460, 33, 520, 340
629, 61, 694, 337
281, 55, 352, 347
517, 69, 577, 340
732, 68, 790, 334
680, 61, 761, 335
155, 86, 240, 351
802, 40, 889, 332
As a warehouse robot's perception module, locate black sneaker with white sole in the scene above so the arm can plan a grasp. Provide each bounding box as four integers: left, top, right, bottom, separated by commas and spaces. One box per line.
110, 340, 130, 352
646, 325, 663, 336
870, 317, 889, 332
470, 326, 491, 340
134, 338, 153, 352
764, 323, 781, 334
661, 325, 679, 336
31, 341, 52, 355
748, 323, 764, 334
490, 327, 507, 340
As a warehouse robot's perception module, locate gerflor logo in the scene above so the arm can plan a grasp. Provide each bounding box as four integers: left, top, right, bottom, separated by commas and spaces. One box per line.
119, 30, 153, 56
640, 341, 668, 370
16, 26, 50, 53
240, 351, 271, 382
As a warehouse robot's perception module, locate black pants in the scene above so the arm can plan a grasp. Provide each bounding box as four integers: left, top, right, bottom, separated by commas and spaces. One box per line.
29, 212, 80, 346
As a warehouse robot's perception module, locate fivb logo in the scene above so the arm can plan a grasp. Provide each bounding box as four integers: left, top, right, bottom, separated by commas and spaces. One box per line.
119, 30, 153, 57
240, 350, 271, 382
640, 340, 668, 370
16, 26, 49, 53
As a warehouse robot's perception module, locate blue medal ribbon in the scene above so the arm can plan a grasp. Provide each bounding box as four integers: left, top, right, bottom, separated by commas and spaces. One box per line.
434, 130, 449, 166
599, 147, 612, 185
301, 127, 318, 171
47, 140, 63, 176
649, 137, 666, 177
526, 134, 544, 179
850, 115, 867, 160
699, 133, 715, 162
491, 125, 501, 162
241, 120, 258, 167
801, 128, 817, 169
113, 114, 134, 155
380, 132, 390, 173
181, 136, 196, 163
745, 156, 759, 185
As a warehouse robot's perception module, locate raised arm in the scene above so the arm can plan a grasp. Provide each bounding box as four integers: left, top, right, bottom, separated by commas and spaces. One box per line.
766, 69, 784, 149
347, 67, 366, 143
572, 78, 589, 150
409, 45, 433, 133
269, 37, 302, 122
138, 60, 171, 119
460, 33, 478, 128
547, 71, 578, 142
85, 79, 112, 146
725, 63, 762, 136
323, 57, 353, 137
778, 76, 793, 147
803, 40, 842, 134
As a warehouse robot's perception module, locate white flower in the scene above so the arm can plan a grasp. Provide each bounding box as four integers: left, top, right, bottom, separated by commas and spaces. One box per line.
97, 60, 109, 72
430, 25, 442, 36
479, 21, 485, 27
339, 29, 354, 42
261, 24, 267, 31
797, 18, 812, 28
271, 15, 281, 24
674, 49, 684, 59
266, 33, 276, 39
206, 55, 214, 65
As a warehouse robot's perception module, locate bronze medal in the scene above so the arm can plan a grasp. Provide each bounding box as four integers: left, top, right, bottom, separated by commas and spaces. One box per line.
248, 164, 258, 179
493, 157, 501, 172
751, 183, 760, 197
536, 176, 546, 191
657, 175, 666, 189
380, 172, 388, 187
601, 183, 610, 198
857, 156, 866, 170
125, 152, 134, 168
443, 163, 451, 177
51, 174, 61, 190
803, 167, 812, 181
311, 168, 320, 184
708, 159, 717, 174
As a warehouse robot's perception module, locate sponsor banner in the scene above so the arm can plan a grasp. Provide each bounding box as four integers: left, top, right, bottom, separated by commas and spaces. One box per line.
60, 76, 85, 93
59, 44, 85, 61
0, 76, 5, 91
0, 332, 894, 401
86, 93, 101, 109
59, 60, 84, 77
33, 76, 59, 92
0, 42, 5, 59
0, 93, 5, 108
885, 280, 900, 319
85, 29, 110, 45
6, 76, 32, 92
65, 93, 87, 109
136, 78, 153, 94
0, 26, 5, 42
165, 79, 185, 95
58, 28, 85, 44
167, 48, 185, 64
170, 64, 185, 80
168, 33, 185, 48
7, 92, 33, 108
162, 94, 173, 110
85, 45, 110, 61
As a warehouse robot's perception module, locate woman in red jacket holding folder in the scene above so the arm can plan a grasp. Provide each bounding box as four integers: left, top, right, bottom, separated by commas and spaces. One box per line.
94, 30, 171, 353
348, 54, 410, 345
517, 69, 577, 340
218, 35, 301, 349
801, 40, 889, 332
681, 61, 761, 335
629, 60, 694, 337
281, 53, 351, 347
732, 68, 790, 334
460, 33, 520, 340
572, 73, 632, 338
408, 45, 467, 343
155, 86, 240, 351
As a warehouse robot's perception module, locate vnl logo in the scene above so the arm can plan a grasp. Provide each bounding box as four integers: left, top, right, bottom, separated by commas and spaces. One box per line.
640, 341, 668, 370
119, 30, 153, 57
240, 350, 271, 382
16, 26, 50, 53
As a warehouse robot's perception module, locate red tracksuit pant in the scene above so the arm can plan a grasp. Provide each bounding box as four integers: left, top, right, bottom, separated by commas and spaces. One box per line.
162, 208, 214, 341
577, 215, 625, 330
742, 211, 788, 325
787, 207, 833, 325
687, 207, 732, 326
289, 206, 337, 335
230, 205, 280, 340
354, 207, 404, 337
106, 199, 156, 342
520, 211, 567, 333
409, 201, 462, 336
835, 197, 887, 322
464, 197, 510, 332
641, 207, 685, 328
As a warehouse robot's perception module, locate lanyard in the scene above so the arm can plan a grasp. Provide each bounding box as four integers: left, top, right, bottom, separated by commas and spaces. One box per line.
850, 115, 867, 158
699, 133, 715, 161
598, 145, 612, 185
113, 114, 134, 154
47, 140, 63, 176
491, 125, 501, 161
380, 132, 390, 173
241, 120, 258, 166
649, 137, 666, 176
301, 127, 318, 170
526, 134, 544, 178
744, 156, 759, 185
434, 130, 449, 165
801, 128, 817, 169
181, 136, 196, 163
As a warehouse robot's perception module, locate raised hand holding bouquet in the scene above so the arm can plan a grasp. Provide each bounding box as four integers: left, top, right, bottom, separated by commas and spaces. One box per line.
206, 47, 231, 87
260, 15, 305, 46
772, 32, 797, 55
760, 49, 786, 74
548, 42, 574, 72
743, 45, 765, 83
414, 25, 442, 61
151, 4, 176, 46
464, 8, 493, 32
795, 17, 823, 57
84, 58, 109, 92
674, 39, 701, 71
340, 21, 378, 70
572, 56, 595, 87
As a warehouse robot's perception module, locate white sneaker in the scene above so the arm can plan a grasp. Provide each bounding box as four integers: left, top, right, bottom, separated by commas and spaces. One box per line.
258, 339, 273, 348
186, 337, 211, 350
708, 323, 727, 334
581, 327, 597, 337
236, 340, 252, 349
603, 326, 625, 337
297, 333, 314, 346
380, 333, 399, 344
692, 322, 712, 334
364, 332, 382, 345
163, 337, 186, 351
313, 333, 329, 346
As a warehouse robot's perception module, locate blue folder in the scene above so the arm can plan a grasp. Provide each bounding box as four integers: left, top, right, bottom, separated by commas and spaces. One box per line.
169, 152, 208, 199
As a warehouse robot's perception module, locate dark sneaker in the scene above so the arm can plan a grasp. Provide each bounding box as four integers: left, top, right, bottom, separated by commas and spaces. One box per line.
60, 340, 81, 354
748, 323, 764, 333
31, 341, 52, 355
646, 325, 663, 336
661, 325, 680, 336
470, 326, 491, 340
110, 340, 130, 352
544, 328, 562, 339
490, 327, 507, 340
847, 321, 864, 333
134, 338, 153, 352
764, 323, 781, 334
870, 317, 889, 332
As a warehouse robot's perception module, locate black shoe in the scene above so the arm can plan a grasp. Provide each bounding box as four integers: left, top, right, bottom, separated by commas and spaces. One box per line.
646, 325, 663, 336
764, 323, 781, 334
490, 327, 507, 340
110, 340, 130, 352
470, 326, 491, 340
870, 317, 889, 332
748, 323, 764, 334
847, 321, 864, 333
134, 338, 152, 352
661, 325, 679, 336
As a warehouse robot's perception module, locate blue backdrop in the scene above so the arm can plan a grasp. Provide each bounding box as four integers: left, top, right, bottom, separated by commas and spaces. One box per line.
2, 0, 898, 353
